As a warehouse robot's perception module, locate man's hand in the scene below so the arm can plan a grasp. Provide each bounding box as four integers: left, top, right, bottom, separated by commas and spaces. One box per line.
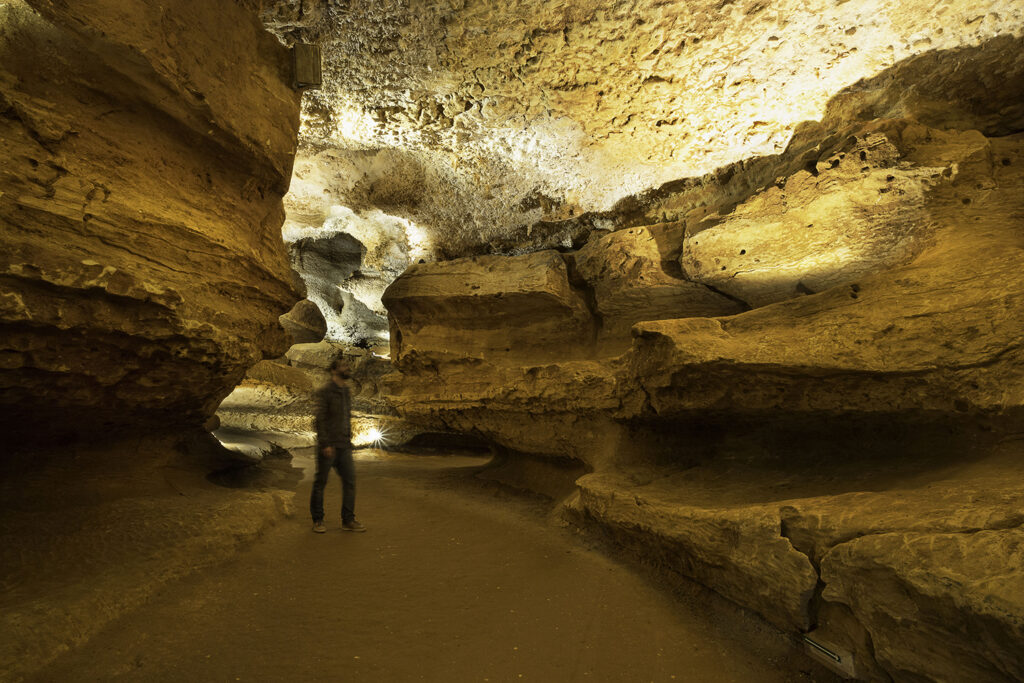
322, 446, 336, 459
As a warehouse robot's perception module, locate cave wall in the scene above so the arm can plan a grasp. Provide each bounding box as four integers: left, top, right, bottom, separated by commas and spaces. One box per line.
0, 0, 302, 442
381, 40, 1024, 681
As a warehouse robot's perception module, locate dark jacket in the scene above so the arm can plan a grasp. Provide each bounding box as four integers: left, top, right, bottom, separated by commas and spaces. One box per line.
314, 382, 352, 447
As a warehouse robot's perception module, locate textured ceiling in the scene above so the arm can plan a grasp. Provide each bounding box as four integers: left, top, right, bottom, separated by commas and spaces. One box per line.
267, 0, 1023, 257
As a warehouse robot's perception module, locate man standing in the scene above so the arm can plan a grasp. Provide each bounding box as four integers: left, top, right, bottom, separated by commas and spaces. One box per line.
311, 358, 366, 533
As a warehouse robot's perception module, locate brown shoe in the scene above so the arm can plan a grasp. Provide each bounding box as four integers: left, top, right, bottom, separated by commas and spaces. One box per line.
342, 520, 367, 532
312, 521, 327, 533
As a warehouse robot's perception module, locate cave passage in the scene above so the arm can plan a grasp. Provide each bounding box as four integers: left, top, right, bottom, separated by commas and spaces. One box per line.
3, 1, 1024, 681
27, 451, 833, 683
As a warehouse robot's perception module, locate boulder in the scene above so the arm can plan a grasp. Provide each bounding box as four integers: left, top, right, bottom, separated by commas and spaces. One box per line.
279, 299, 327, 345
285, 340, 345, 373
383, 250, 595, 364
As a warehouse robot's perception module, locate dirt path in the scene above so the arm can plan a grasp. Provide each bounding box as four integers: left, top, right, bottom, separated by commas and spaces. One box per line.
31, 451, 833, 682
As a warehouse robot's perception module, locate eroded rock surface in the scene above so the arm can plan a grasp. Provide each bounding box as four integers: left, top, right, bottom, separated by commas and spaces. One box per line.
218, 343, 419, 448
0, 0, 301, 442
279, 299, 328, 345
384, 250, 595, 364
574, 223, 746, 350
383, 101, 1024, 679
263, 0, 1024, 258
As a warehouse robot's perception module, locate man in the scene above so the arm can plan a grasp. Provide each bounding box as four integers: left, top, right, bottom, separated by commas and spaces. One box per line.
310, 358, 366, 533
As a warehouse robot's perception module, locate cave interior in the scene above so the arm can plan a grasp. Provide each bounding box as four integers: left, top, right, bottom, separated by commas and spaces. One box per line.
2, 0, 1024, 681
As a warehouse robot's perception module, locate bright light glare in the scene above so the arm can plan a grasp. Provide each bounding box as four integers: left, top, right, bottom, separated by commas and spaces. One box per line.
354, 423, 390, 448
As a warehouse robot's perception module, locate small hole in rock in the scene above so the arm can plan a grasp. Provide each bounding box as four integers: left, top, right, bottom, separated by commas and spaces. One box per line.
1002, 158, 1011, 166
739, 249, 746, 255
859, 150, 867, 161
720, 266, 726, 271
962, 197, 971, 205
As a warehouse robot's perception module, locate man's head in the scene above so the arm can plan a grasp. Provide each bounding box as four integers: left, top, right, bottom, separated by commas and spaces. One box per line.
329, 358, 351, 386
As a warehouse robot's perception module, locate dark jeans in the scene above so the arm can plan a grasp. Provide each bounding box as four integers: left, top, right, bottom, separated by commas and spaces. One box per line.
310, 445, 356, 523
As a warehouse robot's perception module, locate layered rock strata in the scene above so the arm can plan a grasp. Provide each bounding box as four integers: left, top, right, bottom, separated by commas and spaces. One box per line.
0, 0, 301, 442
383, 107, 1024, 679
384, 250, 597, 364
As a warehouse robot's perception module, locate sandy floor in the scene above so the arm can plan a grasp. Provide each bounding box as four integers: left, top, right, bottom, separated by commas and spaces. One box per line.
26, 448, 836, 682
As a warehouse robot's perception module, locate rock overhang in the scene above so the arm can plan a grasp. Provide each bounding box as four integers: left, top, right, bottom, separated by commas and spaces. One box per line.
267, 0, 1024, 256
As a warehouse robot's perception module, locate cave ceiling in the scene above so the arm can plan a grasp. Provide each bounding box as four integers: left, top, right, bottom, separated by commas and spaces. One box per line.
265, 0, 1022, 257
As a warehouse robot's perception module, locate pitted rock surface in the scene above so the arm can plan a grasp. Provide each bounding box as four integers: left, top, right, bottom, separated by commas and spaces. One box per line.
0, 0, 301, 440
267, 0, 1024, 256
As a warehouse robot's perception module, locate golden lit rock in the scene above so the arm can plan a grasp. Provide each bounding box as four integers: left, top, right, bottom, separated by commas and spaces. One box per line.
0, 0, 301, 439
3, 1, 1024, 681
270, 0, 1024, 253
384, 250, 595, 363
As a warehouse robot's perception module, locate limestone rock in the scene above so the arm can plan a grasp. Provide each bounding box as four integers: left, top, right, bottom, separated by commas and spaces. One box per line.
212, 430, 289, 463
680, 122, 957, 307
629, 127, 1024, 418
573, 222, 745, 349
383, 250, 595, 364
287, 231, 364, 337
821, 529, 1024, 682
285, 340, 344, 376
279, 299, 327, 345
262, 0, 324, 34
244, 360, 314, 394
383, 120, 1024, 681
285, 214, 406, 344
0, 0, 300, 442
567, 427, 1024, 679
574, 472, 819, 631
266, 0, 1023, 256
216, 376, 315, 435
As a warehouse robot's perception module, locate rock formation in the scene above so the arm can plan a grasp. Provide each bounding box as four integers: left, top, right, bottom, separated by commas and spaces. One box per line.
0, 0, 301, 443
265, 0, 1023, 257
381, 41, 1024, 681
217, 340, 416, 450
279, 299, 328, 345
4, 0, 1024, 681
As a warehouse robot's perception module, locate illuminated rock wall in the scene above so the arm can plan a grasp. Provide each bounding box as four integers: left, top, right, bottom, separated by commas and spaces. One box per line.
267, 0, 1023, 258
0, 0, 301, 441
382, 44, 1024, 677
